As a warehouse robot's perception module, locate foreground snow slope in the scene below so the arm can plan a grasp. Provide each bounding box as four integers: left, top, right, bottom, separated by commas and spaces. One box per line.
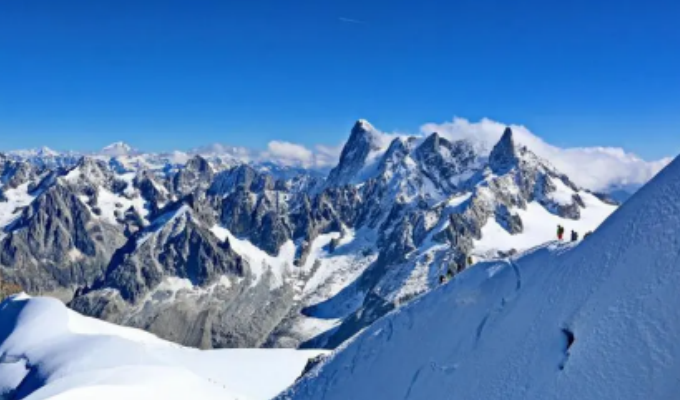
279, 155, 680, 400
0, 296, 327, 400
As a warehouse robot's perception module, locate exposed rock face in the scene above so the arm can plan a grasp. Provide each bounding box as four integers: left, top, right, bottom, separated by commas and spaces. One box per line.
416, 133, 478, 192
104, 205, 244, 302
0, 121, 615, 350
2, 161, 36, 189
209, 164, 274, 196
326, 120, 382, 187
0, 184, 125, 300
173, 155, 214, 195
70, 203, 297, 349
488, 127, 520, 174
496, 204, 523, 234
218, 186, 293, 256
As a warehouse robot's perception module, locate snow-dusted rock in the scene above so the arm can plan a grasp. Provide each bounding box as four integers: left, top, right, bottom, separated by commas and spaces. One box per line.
0, 121, 616, 350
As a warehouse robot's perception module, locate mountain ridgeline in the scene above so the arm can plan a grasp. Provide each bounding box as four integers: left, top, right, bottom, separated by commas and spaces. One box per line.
0, 122, 616, 349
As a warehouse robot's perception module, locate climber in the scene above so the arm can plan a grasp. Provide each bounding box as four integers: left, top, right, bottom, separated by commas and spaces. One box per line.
571, 230, 579, 242
439, 275, 446, 285
557, 225, 565, 240
446, 267, 454, 280
467, 255, 473, 266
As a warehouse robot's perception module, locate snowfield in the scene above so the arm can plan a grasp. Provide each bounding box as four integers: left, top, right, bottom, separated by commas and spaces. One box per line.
278, 155, 680, 400
0, 295, 328, 400
0, 183, 36, 233
474, 191, 616, 254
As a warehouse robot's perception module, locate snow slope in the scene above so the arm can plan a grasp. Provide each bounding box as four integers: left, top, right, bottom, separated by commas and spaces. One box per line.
0, 183, 36, 233
279, 155, 680, 400
211, 225, 297, 289
474, 191, 615, 254
0, 295, 327, 400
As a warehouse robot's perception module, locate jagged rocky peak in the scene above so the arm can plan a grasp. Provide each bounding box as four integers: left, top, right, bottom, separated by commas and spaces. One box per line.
209, 164, 274, 197
185, 154, 213, 174
421, 131, 442, 147
414, 132, 478, 193
0, 159, 36, 189
36, 146, 59, 157
418, 131, 478, 163
349, 119, 383, 151
173, 155, 215, 195
65, 156, 112, 185
1, 183, 126, 298
87, 202, 245, 304
417, 132, 450, 159
488, 127, 521, 174
377, 137, 413, 174
326, 119, 385, 187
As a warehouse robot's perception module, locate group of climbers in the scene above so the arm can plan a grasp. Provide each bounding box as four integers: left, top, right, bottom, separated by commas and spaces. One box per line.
557, 224, 592, 242
439, 226, 595, 286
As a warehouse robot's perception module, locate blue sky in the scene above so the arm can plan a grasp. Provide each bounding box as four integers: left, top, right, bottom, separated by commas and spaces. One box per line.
1, 0, 678, 159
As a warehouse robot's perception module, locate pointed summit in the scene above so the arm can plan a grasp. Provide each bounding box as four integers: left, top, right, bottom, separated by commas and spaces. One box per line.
353, 119, 375, 133
100, 142, 135, 157
488, 127, 520, 174
326, 119, 384, 186
37, 146, 59, 157
348, 119, 379, 149
420, 132, 443, 150
185, 154, 213, 174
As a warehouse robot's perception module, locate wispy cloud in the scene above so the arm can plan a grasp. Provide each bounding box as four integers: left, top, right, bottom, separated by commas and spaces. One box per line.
338, 17, 366, 25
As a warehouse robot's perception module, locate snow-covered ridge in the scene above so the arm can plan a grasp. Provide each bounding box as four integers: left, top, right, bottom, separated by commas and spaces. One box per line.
5, 116, 667, 194
0, 295, 328, 400
278, 153, 680, 400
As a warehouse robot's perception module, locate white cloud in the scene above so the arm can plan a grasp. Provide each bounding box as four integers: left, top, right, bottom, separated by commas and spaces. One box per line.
182, 117, 671, 193
260, 141, 343, 169
421, 117, 672, 192
313, 144, 344, 168
264, 141, 314, 167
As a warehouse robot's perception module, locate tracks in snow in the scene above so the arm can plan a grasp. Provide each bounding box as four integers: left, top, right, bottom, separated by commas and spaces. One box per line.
475, 260, 524, 345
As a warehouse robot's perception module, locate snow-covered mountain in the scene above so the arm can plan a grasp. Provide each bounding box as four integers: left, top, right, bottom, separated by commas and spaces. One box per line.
0, 121, 617, 350
99, 141, 138, 157
0, 294, 326, 400
278, 153, 680, 400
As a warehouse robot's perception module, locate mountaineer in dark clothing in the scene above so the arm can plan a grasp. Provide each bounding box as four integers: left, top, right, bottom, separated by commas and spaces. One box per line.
571, 230, 579, 242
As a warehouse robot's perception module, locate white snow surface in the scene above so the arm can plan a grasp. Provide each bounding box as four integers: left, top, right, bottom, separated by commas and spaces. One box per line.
475, 191, 616, 254
210, 225, 297, 289
0, 295, 328, 400
0, 183, 35, 229
95, 186, 148, 225
279, 155, 680, 400
547, 177, 576, 206
99, 142, 135, 157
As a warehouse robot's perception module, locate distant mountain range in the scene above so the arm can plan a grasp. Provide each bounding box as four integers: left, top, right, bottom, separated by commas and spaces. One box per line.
0, 120, 629, 349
